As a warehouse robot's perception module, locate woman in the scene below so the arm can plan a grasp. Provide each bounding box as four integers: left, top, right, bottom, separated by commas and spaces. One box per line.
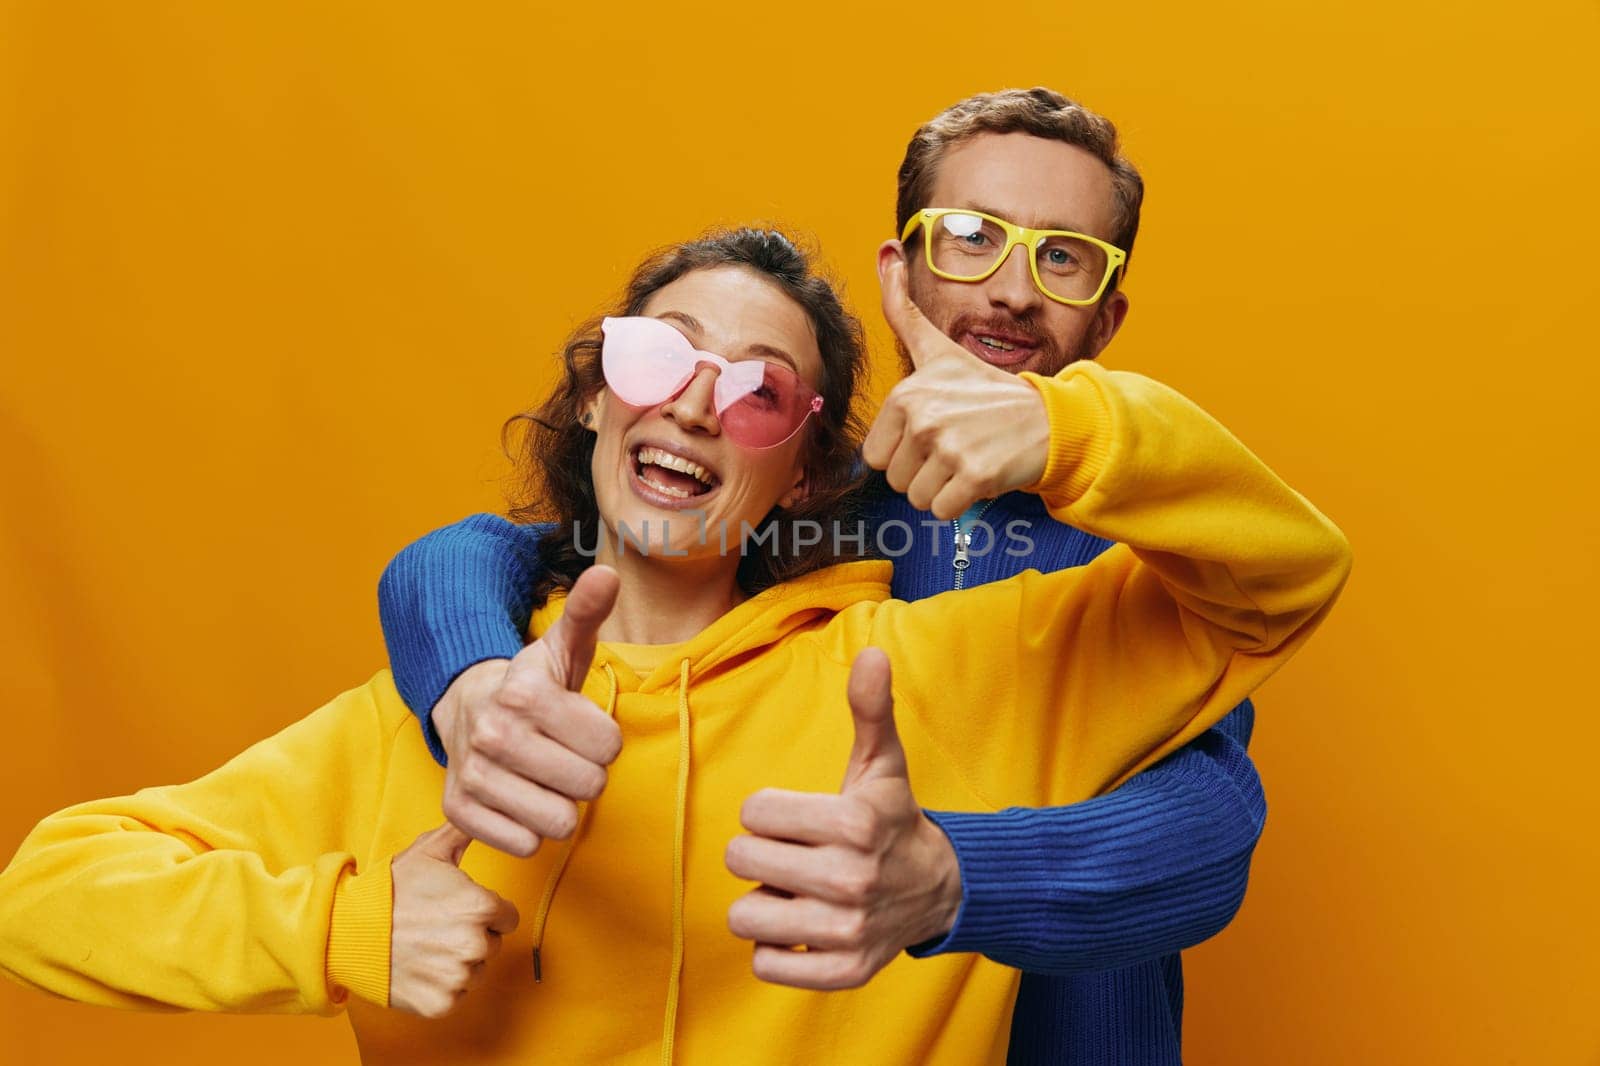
0, 228, 1350, 1064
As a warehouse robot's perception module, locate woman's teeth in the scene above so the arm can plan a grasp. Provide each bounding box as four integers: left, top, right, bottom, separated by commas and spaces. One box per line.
636, 445, 715, 497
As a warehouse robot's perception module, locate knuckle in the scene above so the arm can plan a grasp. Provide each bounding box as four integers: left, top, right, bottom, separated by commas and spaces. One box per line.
859, 811, 886, 847
750, 948, 782, 984
835, 805, 880, 849
449, 929, 480, 959
724, 836, 751, 874
952, 469, 984, 497
833, 911, 868, 948
575, 762, 608, 801
598, 721, 624, 764
524, 694, 554, 727
470, 893, 500, 925
907, 415, 939, 446
837, 954, 873, 989
455, 758, 488, 796
495, 670, 540, 709
740, 790, 776, 829
930, 436, 963, 467
542, 802, 579, 841
467, 712, 506, 753
829, 867, 873, 905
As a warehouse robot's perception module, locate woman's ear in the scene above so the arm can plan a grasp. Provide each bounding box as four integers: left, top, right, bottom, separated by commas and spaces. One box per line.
581, 391, 603, 431
779, 466, 810, 510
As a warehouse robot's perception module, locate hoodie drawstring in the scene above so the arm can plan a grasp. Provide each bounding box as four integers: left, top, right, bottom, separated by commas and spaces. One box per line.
521, 657, 692, 1066
530, 663, 619, 982
659, 657, 692, 1066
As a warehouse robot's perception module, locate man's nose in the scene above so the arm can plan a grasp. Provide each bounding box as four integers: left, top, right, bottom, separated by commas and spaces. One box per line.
661, 364, 722, 436
984, 243, 1044, 316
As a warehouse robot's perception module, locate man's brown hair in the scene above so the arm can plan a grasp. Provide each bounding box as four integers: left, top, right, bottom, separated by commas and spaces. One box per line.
895, 87, 1145, 288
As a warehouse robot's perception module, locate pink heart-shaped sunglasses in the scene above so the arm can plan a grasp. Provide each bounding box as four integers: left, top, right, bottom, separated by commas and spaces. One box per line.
600, 316, 824, 449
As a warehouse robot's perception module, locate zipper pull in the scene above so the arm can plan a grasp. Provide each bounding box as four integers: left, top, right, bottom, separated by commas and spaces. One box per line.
953, 528, 971, 571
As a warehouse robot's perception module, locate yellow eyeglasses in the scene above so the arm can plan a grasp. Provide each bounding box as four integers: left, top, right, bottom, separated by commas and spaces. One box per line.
900, 208, 1128, 306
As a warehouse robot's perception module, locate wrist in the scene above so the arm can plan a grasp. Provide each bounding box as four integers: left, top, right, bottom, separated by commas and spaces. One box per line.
1018, 367, 1112, 503
1012, 377, 1052, 492
912, 812, 964, 945
431, 691, 462, 753
433, 659, 510, 753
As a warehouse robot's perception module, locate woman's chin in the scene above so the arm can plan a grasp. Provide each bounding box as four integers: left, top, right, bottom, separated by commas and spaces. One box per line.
599, 501, 743, 567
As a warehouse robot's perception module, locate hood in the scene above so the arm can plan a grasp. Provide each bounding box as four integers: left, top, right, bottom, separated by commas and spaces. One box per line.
522, 559, 893, 1066
529, 559, 892, 690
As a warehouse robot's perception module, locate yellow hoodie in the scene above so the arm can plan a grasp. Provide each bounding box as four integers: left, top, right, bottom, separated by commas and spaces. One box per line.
0, 363, 1351, 1065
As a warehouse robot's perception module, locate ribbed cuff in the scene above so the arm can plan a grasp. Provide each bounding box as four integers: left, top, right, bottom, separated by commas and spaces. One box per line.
907, 809, 1031, 958
327, 864, 393, 1007
1018, 368, 1113, 507
378, 514, 542, 766
415, 648, 521, 767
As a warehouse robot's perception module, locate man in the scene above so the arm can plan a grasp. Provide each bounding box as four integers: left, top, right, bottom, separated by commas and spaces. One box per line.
378, 87, 1265, 1065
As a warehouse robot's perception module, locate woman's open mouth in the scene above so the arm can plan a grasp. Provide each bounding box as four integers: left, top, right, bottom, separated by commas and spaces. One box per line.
630, 443, 721, 508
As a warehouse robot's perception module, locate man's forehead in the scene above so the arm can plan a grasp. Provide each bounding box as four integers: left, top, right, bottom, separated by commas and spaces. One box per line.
926, 132, 1119, 239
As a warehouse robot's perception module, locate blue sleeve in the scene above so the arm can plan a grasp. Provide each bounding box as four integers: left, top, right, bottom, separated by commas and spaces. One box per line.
912, 699, 1265, 974
376, 514, 550, 766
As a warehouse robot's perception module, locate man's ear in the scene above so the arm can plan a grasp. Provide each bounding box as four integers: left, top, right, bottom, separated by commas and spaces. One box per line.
1086, 290, 1130, 360
876, 239, 906, 285
779, 466, 810, 510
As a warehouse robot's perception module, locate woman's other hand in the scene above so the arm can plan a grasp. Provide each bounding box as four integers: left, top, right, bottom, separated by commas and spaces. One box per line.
388, 824, 520, 1018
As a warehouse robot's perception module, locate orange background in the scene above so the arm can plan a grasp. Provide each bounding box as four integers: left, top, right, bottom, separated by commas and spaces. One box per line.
2, 2, 1597, 1063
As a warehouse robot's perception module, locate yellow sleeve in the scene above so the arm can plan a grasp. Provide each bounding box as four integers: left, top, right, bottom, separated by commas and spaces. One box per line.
866, 361, 1352, 807
0, 673, 409, 1014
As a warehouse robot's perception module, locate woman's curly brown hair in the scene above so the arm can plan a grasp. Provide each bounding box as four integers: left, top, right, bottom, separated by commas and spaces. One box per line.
504, 227, 874, 608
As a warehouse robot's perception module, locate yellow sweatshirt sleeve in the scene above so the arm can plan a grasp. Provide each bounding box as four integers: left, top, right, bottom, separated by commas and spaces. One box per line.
866, 361, 1352, 807
0, 672, 410, 1014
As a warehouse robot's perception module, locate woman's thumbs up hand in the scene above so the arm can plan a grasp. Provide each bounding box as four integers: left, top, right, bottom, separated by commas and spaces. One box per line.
388, 823, 520, 1019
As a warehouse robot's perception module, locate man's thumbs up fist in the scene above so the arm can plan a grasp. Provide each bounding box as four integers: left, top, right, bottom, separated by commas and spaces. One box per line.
435, 566, 624, 857
724, 649, 963, 991
862, 245, 1053, 520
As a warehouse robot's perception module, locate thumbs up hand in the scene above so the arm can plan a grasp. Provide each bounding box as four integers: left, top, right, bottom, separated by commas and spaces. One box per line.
861, 245, 1053, 520
389, 823, 521, 1018
724, 649, 963, 991
434, 565, 624, 857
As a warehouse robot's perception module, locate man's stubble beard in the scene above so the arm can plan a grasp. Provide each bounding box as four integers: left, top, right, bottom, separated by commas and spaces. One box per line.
893, 311, 1100, 378
898, 267, 1101, 378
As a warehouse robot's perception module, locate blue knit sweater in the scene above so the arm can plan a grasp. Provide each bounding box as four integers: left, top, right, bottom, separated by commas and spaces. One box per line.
378, 492, 1266, 1066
